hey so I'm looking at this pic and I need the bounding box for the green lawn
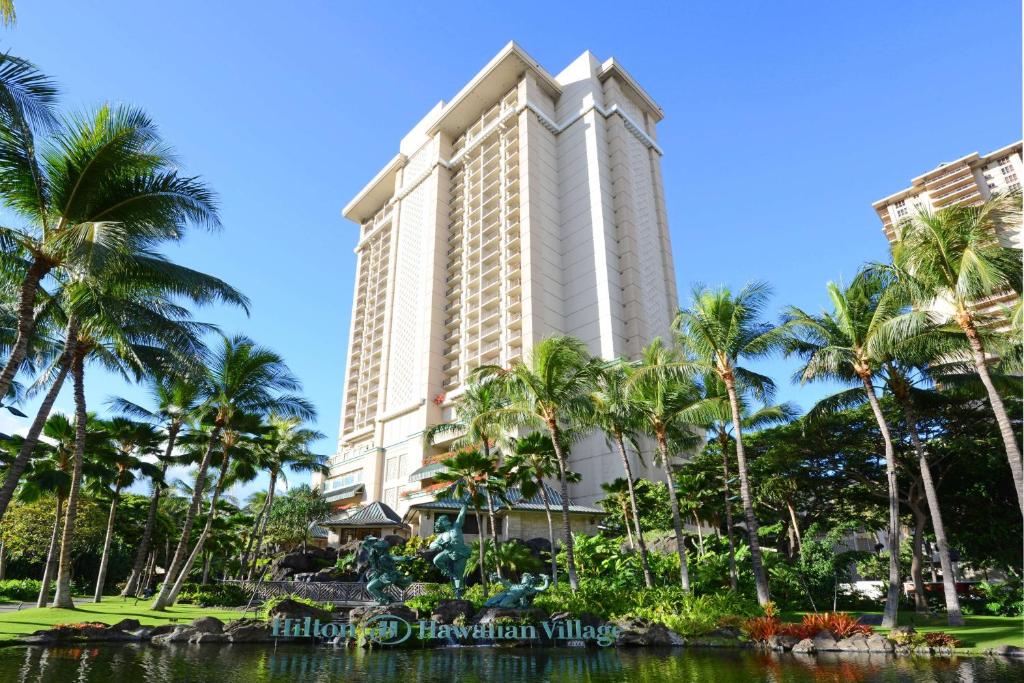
[0,597,243,639]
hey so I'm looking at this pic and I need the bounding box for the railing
[221,580,434,606]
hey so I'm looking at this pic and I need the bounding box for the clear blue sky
[3,1,1021,498]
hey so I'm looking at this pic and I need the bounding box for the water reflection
[0,644,1020,682]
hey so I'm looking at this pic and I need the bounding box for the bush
[972,579,1023,616]
[404,583,484,615]
[922,631,962,648]
[0,579,43,602]
[742,604,872,642]
[176,583,251,607]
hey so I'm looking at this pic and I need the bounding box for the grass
[780,610,1024,653]
[0,597,243,639]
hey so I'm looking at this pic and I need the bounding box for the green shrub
[0,579,43,602]
[176,583,251,607]
[404,583,483,614]
[973,579,1023,616]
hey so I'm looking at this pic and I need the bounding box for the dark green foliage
[176,582,250,607]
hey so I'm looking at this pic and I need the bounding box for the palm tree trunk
[53,345,87,609]
[0,257,50,406]
[166,453,230,606]
[859,375,901,629]
[484,490,502,580]
[785,500,802,559]
[656,431,690,591]
[201,552,212,585]
[901,399,964,625]
[152,420,224,610]
[546,419,578,590]
[0,320,76,524]
[613,433,653,588]
[537,478,558,585]
[93,475,123,602]
[909,499,929,615]
[718,431,738,591]
[473,508,488,597]
[247,470,277,580]
[36,494,63,607]
[622,501,636,550]
[959,316,1024,515]
[693,511,704,556]
[238,491,270,579]
[123,426,178,596]
[724,377,770,606]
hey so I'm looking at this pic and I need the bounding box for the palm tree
[502,433,578,584]
[673,282,785,607]
[435,448,497,596]
[151,335,314,610]
[474,335,598,591]
[242,415,325,580]
[590,359,654,588]
[629,339,701,591]
[885,194,1023,512]
[599,478,638,549]
[109,376,204,597]
[782,272,906,627]
[0,103,229,409]
[92,417,161,602]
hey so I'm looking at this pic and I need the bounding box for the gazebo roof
[323,501,405,528]
[406,484,604,516]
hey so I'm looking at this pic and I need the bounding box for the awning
[409,462,448,482]
[323,483,365,502]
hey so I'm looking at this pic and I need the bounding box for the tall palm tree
[92,417,161,602]
[589,359,654,588]
[242,415,325,580]
[782,272,906,627]
[0,104,229,408]
[109,376,204,596]
[435,448,498,596]
[152,335,314,610]
[629,339,701,591]
[673,282,785,607]
[885,194,1023,512]
[600,478,638,549]
[502,433,578,584]
[474,335,598,591]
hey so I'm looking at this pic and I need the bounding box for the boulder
[811,629,839,651]
[23,623,138,644]
[856,614,884,626]
[612,616,685,647]
[348,603,417,626]
[767,634,800,651]
[865,634,894,653]
[266,598,333,623]
[191,632,229,644]
[836,633,870,652]
[110,618,142,632]
[991,644,1024,658]
[431,599,475,625]
[151,625,198,644]
[224,618,276,643]
[148,624,178,638]
[473,607,547,626]
[792,638,816,654]
[190,616,224,634]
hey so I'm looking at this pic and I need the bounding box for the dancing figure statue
[429,503,471,598]
[484,572,551,608]
[361,536,413,605]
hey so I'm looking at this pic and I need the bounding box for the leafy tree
[267,485,330,553]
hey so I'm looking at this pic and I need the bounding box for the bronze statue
[429,503,471,598]
[484,572,550,608]
[361,535,413,605]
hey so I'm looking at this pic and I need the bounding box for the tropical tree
[474,335,599,591]
[152,335,313,610]
[266,484,330,554]
[435,448,497,596]
[782,272,906,627]
[885,194,1023,512]
[674,282,785,606]
[589,359,654,587]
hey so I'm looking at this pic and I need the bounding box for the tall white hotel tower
[323,43,679,527]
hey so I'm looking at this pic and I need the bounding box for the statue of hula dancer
[485,572,551,609]
[429,502,471,598]
[361,536,413,605]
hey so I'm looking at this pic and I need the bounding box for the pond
[0,644,1020,682]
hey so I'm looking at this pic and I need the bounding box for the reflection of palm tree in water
[430,504,471,598]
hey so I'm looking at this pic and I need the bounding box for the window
[385,457,398,481]
[327,470,362,491]
[999,156,1012,166]
[1006,174,1018,183]
[896,206,908,218]
[1009,182,1021,191]
[384,487,398,509]
[1002,165,1015,175]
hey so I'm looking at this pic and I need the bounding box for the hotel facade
[317,43,680,540]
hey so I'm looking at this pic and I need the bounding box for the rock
[148,624,178,638]
[865,634,894,653]
[836,633,870,652]
[224,618,276,643]
[549,611,603,631]
[792,638,816,654]
[151,625,198,644]
[767,634,800,651]
[812,629,839,651]
[703,626,743,640]
[992,644,1024,658]
[191,632,229,644]
[348,603,417,626]
[266,598,333,623]
[612,616,685,647]
[190,616,224,634]
[889,625,916,638]
[111,618,142,631]
[473,607,547,626]
[23,623,138,644]
[431,599,475,625]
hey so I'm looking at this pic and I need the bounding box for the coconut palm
[501,433,579,584]
[885,194,1023,512]
[91,417,162,601]
[629,338,702,591]
[435,448,498,596]
[152,335,314,610]
[473,335,599,591]
[673,282,785,606]
[109,376,205,596]
[0,103,233,410]
[782,272,907,627]
[599,478,638,549]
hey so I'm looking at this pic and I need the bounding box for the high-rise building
[871,141,1022,320]
[318,43,680,536]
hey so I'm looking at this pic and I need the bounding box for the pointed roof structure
[323,501,405,528]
